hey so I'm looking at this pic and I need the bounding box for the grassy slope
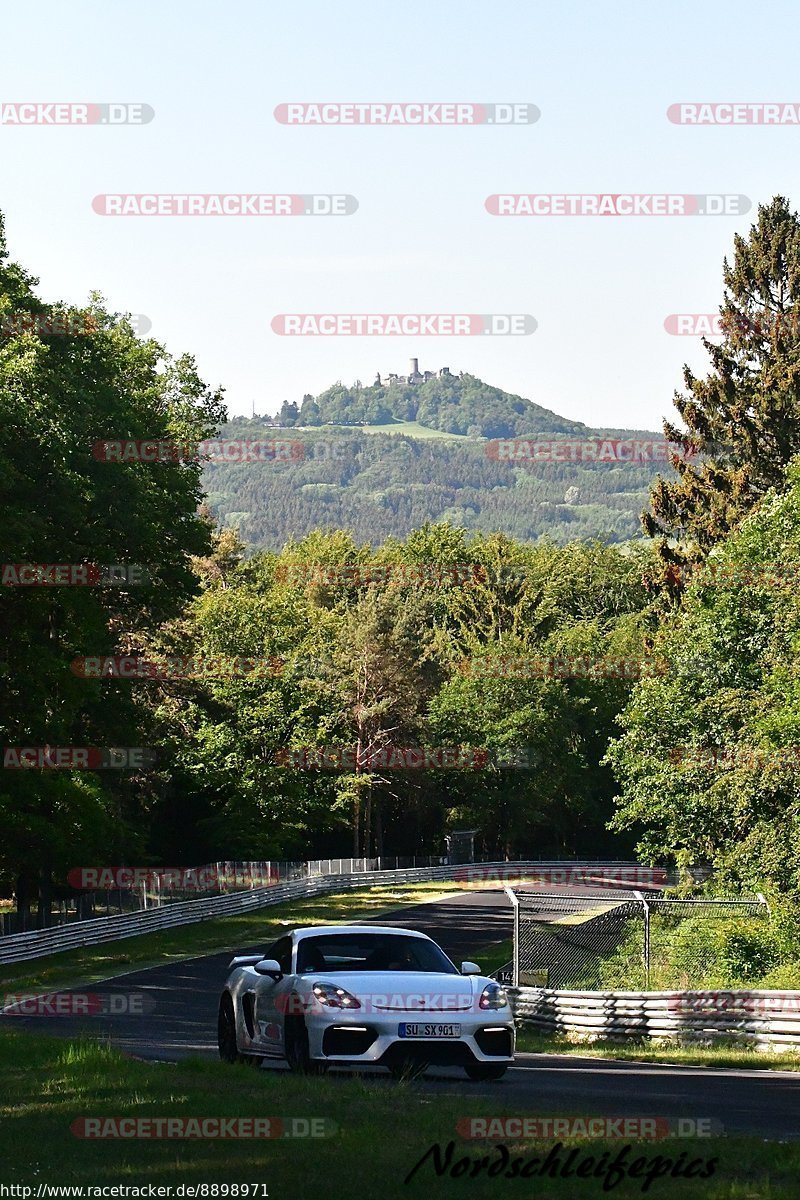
[313,421,471,440]
[1,1033,797,1196]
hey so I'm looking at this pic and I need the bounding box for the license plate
[398,1022,461,1038]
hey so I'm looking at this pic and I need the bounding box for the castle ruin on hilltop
[374,358,459,386]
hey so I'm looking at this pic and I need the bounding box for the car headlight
[311,982,362,1009]
[479,982,508,1010]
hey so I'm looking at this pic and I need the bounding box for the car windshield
[295,933,458,975]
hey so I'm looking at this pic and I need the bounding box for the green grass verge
[516,1026,800,1072]
[0,1032,796,1196]
[0,882,469,995]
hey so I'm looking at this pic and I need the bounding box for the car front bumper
[306,1010,515,1066]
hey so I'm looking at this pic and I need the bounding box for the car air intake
[322,1026,378,1056]
[474,1027,513,1056]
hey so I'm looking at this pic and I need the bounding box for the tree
[610,459,800,892]
[645,196,800,575]
[320,587,442,856]
[0,210,225,918]
[277,400,299,426]
[298,394,321,425]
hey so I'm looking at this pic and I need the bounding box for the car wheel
[285,1019,326,1075]
[217,994,241,1063]
[464,1062,508,1081]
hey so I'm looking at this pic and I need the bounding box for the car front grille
[379,1041,475,1068]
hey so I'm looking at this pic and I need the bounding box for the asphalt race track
[4,890,514,1061]
[6,887,800,1139]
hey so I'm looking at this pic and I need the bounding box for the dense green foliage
[646,196,800,574]
[609,462,800,891]
[143,527,651,864]
[0,214,224,909]
[597,906,800,991]
[282,372,588,438]
[204,421,667,549]
[9,195,800,931]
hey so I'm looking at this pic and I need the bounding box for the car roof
[292,925,431,940]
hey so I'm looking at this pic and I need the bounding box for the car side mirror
[254,958,283,979]
[461,961,481,975]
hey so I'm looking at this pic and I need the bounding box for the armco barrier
[510,987,800,1052]
[0,861,655,965]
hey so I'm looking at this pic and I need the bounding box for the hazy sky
[2,0,798,429]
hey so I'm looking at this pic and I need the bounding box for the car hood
[298,970,488,1013]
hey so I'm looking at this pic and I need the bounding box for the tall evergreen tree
[645,196,800,575]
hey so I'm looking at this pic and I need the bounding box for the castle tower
[409,357,419,377]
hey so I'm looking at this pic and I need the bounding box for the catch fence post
[634,890,650,989]
[505,885,520,987]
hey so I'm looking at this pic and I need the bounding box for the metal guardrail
[510,987,800,1052]
[0,860,649,966]
[1,855,650,935]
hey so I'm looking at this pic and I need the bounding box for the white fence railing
[0,860,651,966]
[510,987,800,1052]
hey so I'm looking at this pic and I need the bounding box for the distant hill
[277,371,589,439]
[204,372,670,549]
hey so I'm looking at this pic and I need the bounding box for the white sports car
[217,924,514,1079]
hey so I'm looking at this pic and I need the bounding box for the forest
[3,197,800,915]
[203,420,666,548]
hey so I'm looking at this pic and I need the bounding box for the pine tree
[644,196,800,576]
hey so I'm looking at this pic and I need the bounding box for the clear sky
[2,0,798,429]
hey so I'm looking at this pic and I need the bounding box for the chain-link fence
[501,889,770,990]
